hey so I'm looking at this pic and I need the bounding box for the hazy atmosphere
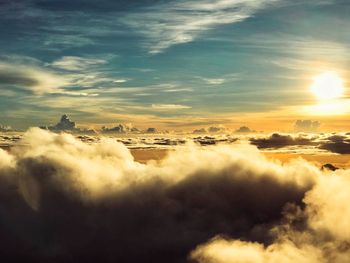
[1,0,350,262]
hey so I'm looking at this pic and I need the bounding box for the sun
[310,71,344,101]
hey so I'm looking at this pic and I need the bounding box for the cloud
[113,79,128,83]
[47,114,77,131]
[0,57,123,97]
[145,127,157,133]
[0,128,320,262]
[191,168,350,263]
[102,123,139,133]
[151,104,192,110]
[193,128,207,134]
[201,78,226,85]
[193,126,228,134]
[316,134,350,154]
[320,141,350,154]
[122,0,278,54]
[208,126,227,133]
[44,34,95,48]
[0,125,13,132]
[250,133,315,149]
[235,126,254,133]
[51,56,107,71]
[294,120,320,133]
[0,62,69,95]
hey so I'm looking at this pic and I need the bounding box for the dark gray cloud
[319,134,350,154]
[320,142,350,154]
[146,127,157,133]
[48,114,77,131]
[250,133,314,149]
[0,70,38,87]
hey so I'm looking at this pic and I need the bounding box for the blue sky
[0,0,349,130]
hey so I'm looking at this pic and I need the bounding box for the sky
[0,0,349,130]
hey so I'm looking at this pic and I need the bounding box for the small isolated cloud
[102,123,139,133]
[47,114,77,131]
[208,126,227,133]
[193,128,207,134]
[202,78,226,85]
[294,120,320,132]
[146,127,157,133]
[193,126,227,134]
[151,104,192,110]
[0,125,13,132]
[113,79,128,83]
[235,126,254,133]
[51,56,107,71]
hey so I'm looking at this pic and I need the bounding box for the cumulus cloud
[191,169,350,263]
[49,114,77,131]
[294,120,320,133]
[41,115,96,134]
[236,126,254,133]
[207,125,228,133]
[101,123,139,133]
[0,128,321,262]
[193,126,227,134]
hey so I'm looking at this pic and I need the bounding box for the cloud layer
[0,128,321,262]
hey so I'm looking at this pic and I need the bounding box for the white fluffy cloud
[2,128,350,262]
[191,166,350,263]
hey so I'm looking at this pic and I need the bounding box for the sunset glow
[311,71,344,101]
[1,1,350,262]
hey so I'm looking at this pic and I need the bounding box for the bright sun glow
[310,71,344,101]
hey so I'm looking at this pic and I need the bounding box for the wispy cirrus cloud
[51,56,107,71]
[0,62,69,95]
[123,0,279,54]
[0,56,125,96]
[151,104,192,110]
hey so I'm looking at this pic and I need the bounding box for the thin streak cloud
[152,104,192,110]
[123,0,279,54]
